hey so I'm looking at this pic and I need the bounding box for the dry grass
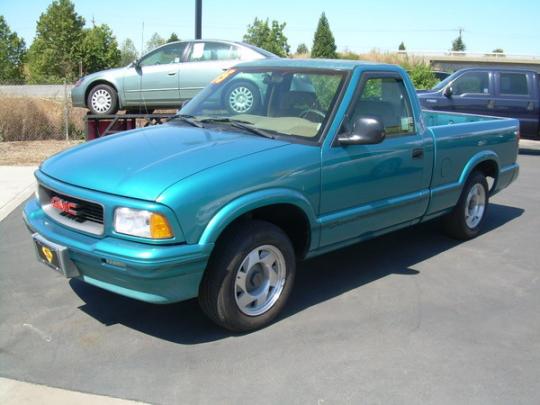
[0,140,82,165]
[0,97,86,142]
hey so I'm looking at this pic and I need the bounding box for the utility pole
[141,21,144,56]
[195,0,202,39]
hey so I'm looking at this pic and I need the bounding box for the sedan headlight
[114,208,173,239]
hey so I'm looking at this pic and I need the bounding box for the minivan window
[500,73,529,96]
[453,72,490,95]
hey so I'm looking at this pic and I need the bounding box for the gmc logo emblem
[50,196,78,216]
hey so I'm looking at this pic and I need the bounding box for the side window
[349,76,415,136]
[500,73,529,96]
[188,42,234,62]
[139,43,186,67]
[453,72,490,95]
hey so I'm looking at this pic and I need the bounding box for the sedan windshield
[179,68,347,140]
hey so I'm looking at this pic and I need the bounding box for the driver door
[320,72,433,247]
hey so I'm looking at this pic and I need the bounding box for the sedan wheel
[87,84,118,115]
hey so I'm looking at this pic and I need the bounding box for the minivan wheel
[87,84,118,115]
[442,171,489,240]
[224,81,260,115]
[199,220,296,332]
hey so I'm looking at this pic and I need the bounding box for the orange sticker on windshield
[212,69,236,84]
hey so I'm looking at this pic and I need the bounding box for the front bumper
[23,198,213,304]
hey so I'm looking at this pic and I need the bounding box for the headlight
[114,208,173,239]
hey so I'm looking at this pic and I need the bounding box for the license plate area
[32,233,80,278]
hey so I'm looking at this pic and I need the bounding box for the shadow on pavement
[71,203,523,345]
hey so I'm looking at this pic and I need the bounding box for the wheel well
[473,160,498,189]
[218,204,311,259]
[85,80,118,105]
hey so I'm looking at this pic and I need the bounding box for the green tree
[296,43,309,54]
[492,48,504,55]
[26,0,85,83]
[145,32,165,53]
[80,24,120,74]
[406,63,438,90]
[119,38,138,66]
[398,41,406,51]
[167,32,180,43]
[451,35,466,52]
[0,16,26,84]
[243,18,290,57]
[311,12,337,59]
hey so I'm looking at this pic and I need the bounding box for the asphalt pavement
[1,154,539,404]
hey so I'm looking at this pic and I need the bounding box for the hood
[41,124,289,201]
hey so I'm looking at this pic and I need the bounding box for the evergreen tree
[119,38,138,66]
[311,13,337,59]
[398,41,406,51]
[167,33,180,43]
[145,33,166,53]
[80,24,120,74]
[27,0,85,83]
[243,18,290,57]
[452,35,466,52]
[296,43,309,54]
[0,16,26,83]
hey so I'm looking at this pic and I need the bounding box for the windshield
[180,68,347,141]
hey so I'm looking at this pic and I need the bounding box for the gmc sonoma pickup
[24,59,520,332]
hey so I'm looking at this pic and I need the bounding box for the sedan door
[178,41,242,99]
[137,42,187,107]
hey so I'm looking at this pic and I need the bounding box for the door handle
[168,71,177,76]
[527,102,534,111]
[487,100,495,109]
[412,148,424,159]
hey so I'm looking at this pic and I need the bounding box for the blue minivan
[418,68,540,137]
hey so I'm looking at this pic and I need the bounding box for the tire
[442,171,489,240]
[199,220,296,332]
[87,84,118,115]
[224,80,260,115]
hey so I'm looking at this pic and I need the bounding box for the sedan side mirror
[443,86,453,97]
[338,117,386,146]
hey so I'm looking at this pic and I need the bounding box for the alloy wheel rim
[234,245,286,316]
[91,89,113,113]
[465,183,486,228]
[229,87,254,113]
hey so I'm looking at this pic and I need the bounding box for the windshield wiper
[199,118,275,139]
[169,114,204,128]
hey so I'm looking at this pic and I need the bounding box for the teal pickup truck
[24,59,519,332]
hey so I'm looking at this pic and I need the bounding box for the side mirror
[443,86,453,97]
[338,117,385,146]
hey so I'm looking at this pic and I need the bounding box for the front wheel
[199,220,296,332]
[442,171,489,240]
[87,84,118,115]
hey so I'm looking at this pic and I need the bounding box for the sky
[1,0,539,56]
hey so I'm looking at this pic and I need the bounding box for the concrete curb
[0,166,37,222]
[519,138,540,155]
[0,377,146,405]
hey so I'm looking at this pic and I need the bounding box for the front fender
[198,188,319,250]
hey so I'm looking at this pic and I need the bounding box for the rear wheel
[224,81,260,115]
[199,220,296,332]
[87,84,118,115]
[442,171,489,240]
